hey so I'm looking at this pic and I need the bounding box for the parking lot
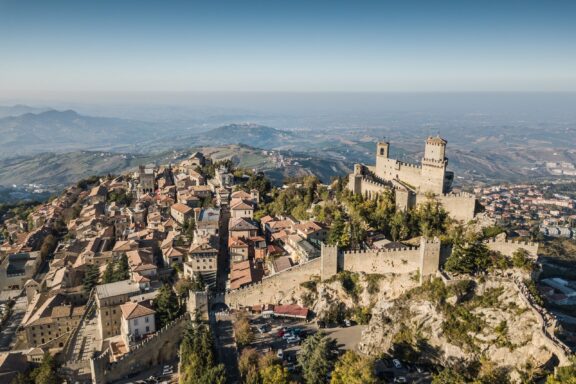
[246,314,435,383]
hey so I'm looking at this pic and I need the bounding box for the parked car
[286,335,301,344]
[394,377,407,383]
[277,349,284,360]
[282,332,295,340]
[343,319,352,327]
[392,359,402,369]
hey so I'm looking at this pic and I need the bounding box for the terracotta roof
[229,237,249,248]
[171,203,192,214]
[231,190,252,199]
[230,199,255,210]
[273,304,308,319]
[295,221,324,234]
[229,260,256,290]
[229,217,259,231]
[120,302,155,320]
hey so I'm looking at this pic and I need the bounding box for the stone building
[119,302,156,350]
[348,137,477,222]
[95,280,142,339]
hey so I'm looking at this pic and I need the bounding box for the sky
[0,0,576,95]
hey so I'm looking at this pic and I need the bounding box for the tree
[102,261,115,284]
[331,351,376,384]
[260,364,289,384]
[180,321,226,384]
[546,357,576,384]
[298,332,337,384]
[30,353,59,384]
[233,313,254,349]
[432,368,467,384]
[238,348,260,384]
[83,264,100,294]
[153,284,182,328]
[113,253,130,281]
[10,373,31,384]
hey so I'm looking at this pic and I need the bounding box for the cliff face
[358,277,556,379]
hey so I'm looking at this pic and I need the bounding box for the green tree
[83,264,100,294]
[330,351,376,384]
[298,332,337,384]
[30,353,59,384]
[179,321,226,384]
[153,284,182,328]
[113,253,130,281]
[432,368,467,384]
[260,364,289,384]
[102,261,115,284]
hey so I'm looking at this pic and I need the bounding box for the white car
[286,335,301,344]
[392,359,402,369]
[277,349,284,359]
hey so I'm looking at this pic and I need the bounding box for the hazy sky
[1,0,575,95]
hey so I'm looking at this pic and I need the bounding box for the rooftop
[95,279,141,300]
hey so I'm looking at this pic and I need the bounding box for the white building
[119,302,156,349]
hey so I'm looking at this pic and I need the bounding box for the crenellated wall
[225,258,322,308]
[342,247,420,275]
[416,192,477,222]
[90,313,190,384]
[484,236,539,258]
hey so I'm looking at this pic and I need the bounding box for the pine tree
[83,264,100,294]
[113,254,130,281]
[102,261,115,284]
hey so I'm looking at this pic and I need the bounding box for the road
[0,293,27,351]
[213,311,240,384]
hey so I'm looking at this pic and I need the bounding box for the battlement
[397,160,422,170]
[483,237,537,248]
[343,245,417,256]
[230,257,321,293]
[441,192,475,199]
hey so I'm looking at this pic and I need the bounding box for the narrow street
[0,293,27,351]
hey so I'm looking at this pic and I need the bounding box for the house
[170,203,193,225]
[294,221,328,246]
[194,207,220,238]
[95,280,142,339]
[229,260,262,290]
[230,199,255,219]
[229,237,250,264]
[184,236,219,286]
[126,249,157,278]
[88,185,107,204]
[120,302,156,349]
[229,218,259,239]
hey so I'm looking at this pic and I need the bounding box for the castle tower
[419,236,441,283]
[420,136,448,194]
[375,141,390,177]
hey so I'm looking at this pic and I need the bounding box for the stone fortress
[349,136,477,222]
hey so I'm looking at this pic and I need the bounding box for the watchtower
[421,136,448,194]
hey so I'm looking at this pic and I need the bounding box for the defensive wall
[484,236,539,258]
[224,258,322,308]
[90,313,190,384]
[349,173,476,222]
[417,192,477,222]
[224,238,443,309]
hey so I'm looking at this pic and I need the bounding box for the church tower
[421,136,448,194]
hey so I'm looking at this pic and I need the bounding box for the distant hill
[0,145,351,188]
[196,123,294,149]
[0,109,167,158]
[0,104,51,118]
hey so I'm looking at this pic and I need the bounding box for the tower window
[380,148,385,156]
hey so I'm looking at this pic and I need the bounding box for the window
[145,316,149,323]
[134,318,139,326]
[146,326,150,333]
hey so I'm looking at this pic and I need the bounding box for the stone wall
[484,236,539,258]
[416,192,477,222]
[90,313,190,384]
[225,258,322,308]
[342,247,420,275]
